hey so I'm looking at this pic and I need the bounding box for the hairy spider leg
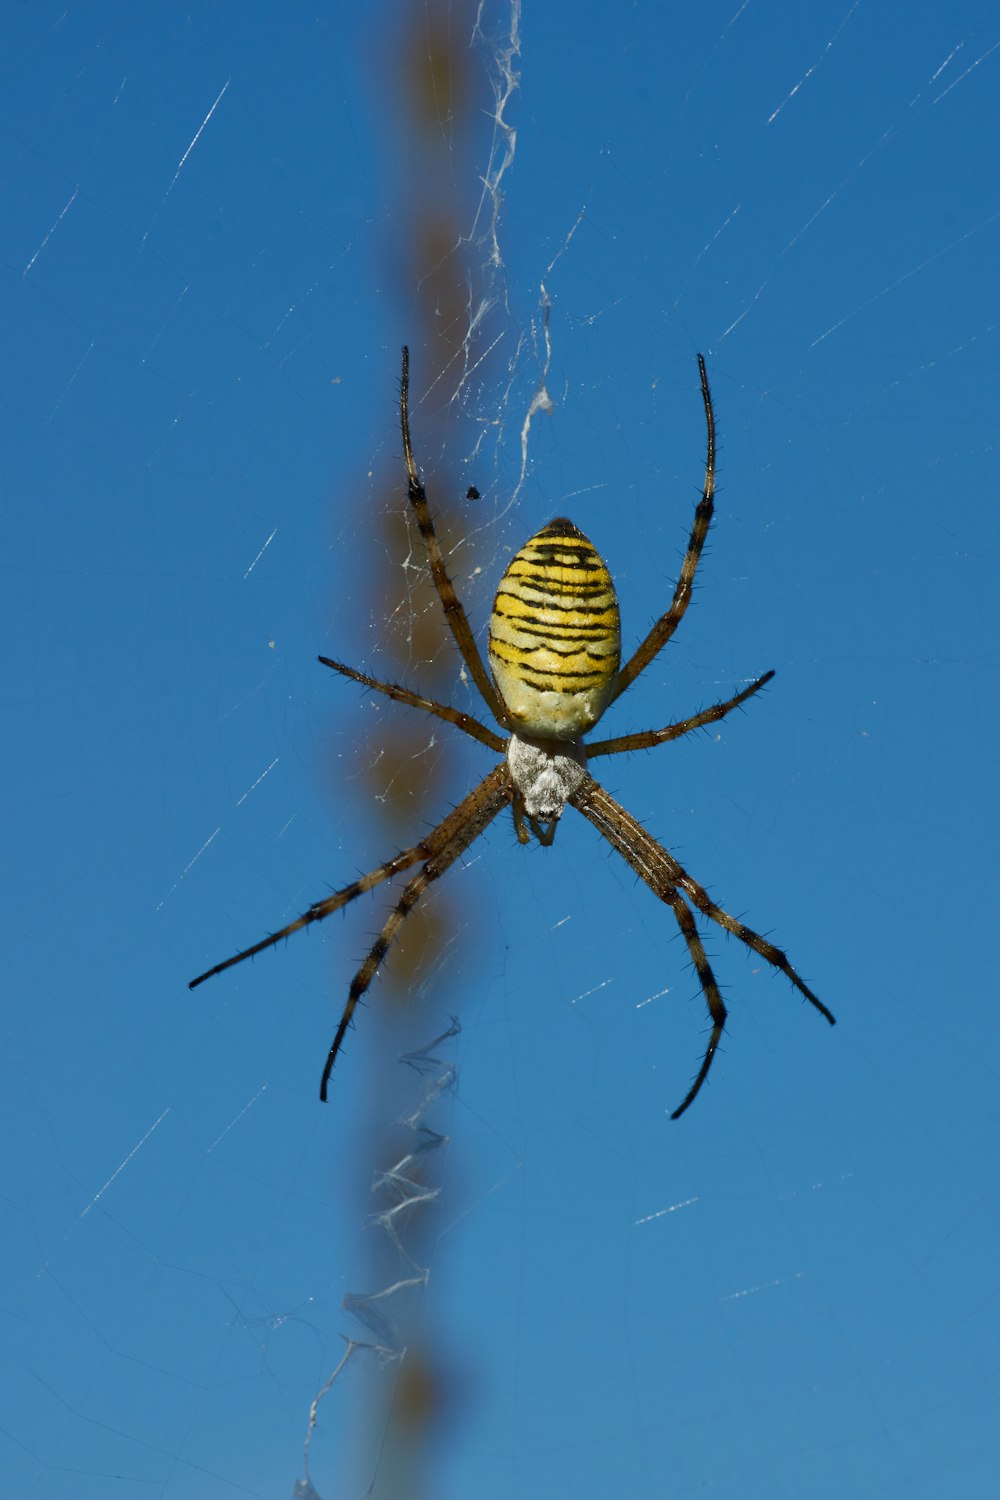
[400,346,508,728]
[188,764,511,994]
[189,848,429,989]
[570,778,834,1117]
[319,762,511,1098]
[318,655,505,752]
[662,889,729,1119]
[587,671,774,758]
[609,354,716,707]
[661,857,835,1027]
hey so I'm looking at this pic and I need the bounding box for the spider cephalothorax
[191,349,834,1117]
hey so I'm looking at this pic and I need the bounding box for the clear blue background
[3,3,998,1497]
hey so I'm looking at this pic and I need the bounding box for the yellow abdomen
[488,518,621,740]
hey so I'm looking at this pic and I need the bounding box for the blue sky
[3,3,998,1497]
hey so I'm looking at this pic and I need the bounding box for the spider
[191,348,835,1118]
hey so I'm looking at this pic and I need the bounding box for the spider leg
[609,355,715,707]
[318,656,506,752]
[570,776,834,1115]
[587,671,774,758]
[400,347,509,729]
[663,888,728,1119]
[568,775,727,1116]
[189,763,510,993]
[320,761,512,1098]
[661,857,835,1027]
[189,850,427,989]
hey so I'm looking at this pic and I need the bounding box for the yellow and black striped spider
[191,349,834,1118]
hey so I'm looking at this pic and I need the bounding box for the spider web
[3,2,999,1497]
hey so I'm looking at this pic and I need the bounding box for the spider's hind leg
[399,348,507,728]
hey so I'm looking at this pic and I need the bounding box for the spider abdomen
[488,518,621,739]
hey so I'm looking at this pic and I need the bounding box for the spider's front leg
[319,761,512,1098]
[570,775,834,1117]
